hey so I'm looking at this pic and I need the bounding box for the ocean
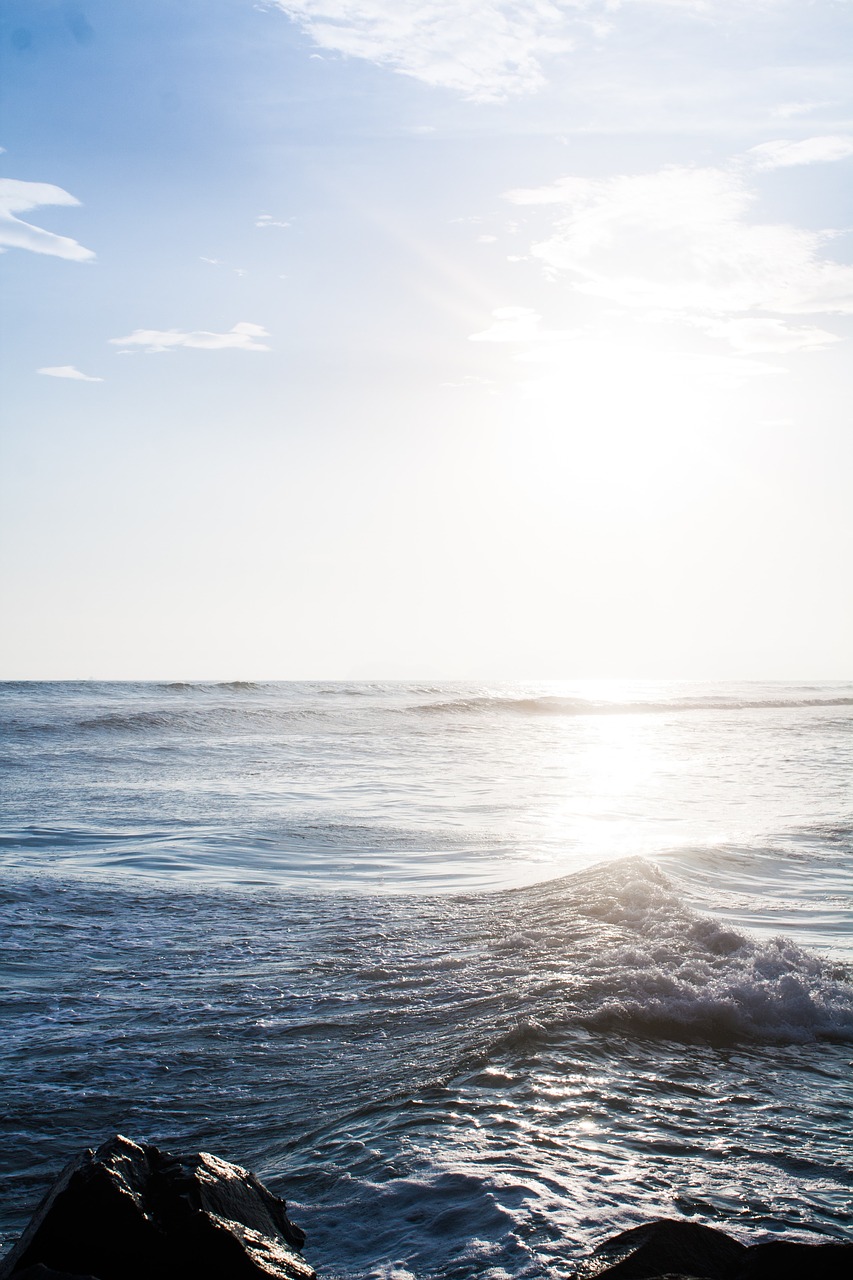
[1,680,851,1276]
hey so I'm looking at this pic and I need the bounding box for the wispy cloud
[0,179,95,261]
[469,306,544,343]
[271,1,571,100]
[696,318,841,355]
[108,322,271,354]
[469,306,579,345]
[770,100,833,120]
[200,255,248,277]
[270,2,788,101]
[256,213,291,228]
[505,163,853,354]
[38,365,103,382]
[747,136,853,170]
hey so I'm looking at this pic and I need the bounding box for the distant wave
[2,709,184,735]
[412,694,853,717]
[160,680,263,692]
[77,710,180,731]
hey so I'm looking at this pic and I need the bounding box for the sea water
[1,681,851,1276]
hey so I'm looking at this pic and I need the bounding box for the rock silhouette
[0,1134,313,1280]
[576,1218,747,1278]
[575,1217,853,1280]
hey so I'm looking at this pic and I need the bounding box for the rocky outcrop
[3,1140,850,1280]
[734,1238,853,1279]
[576,1219,747,1278]
[10,1270,99,1280]
[575,1218,853,1280]
[0,1134,314,1280]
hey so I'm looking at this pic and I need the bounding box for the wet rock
[575,1219,853,1280]
[576,1219,748,1279]
[11,1270,99,1280]
[0,1134,314,1280]
[734,1239,853,1279]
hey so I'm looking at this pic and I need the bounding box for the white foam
[509,858,853,1044]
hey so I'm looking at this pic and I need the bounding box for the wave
[578,932,852,1045]
[2,709,185,735]
[412,693,853,717]
[480,859,853,1048]
[159,680,264,692]
[77,710,181,731]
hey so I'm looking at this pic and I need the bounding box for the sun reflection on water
[522,686,683,872]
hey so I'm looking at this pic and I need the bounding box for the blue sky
[2,1,852,678]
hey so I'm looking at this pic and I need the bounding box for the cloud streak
[108,322,271,354]
[747,136,853,170]
[256,213,291,228]
[0,179,95,261]
[38,365,104,382]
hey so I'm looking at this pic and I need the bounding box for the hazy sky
[2,0,852,679]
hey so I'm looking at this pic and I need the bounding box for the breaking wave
[160,680,264,692]
[481,859,853,1048]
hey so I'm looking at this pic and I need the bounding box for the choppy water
[1,681,852,1275]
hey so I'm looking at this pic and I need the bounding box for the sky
[1,0,852,680]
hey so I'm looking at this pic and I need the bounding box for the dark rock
[575,1220,853,1280]
[734,1239,853,1280]
[0,1134,314,1280]
[12,1269,99,1280]
[575,1219,748,1279]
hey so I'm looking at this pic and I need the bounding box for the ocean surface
[1,680,852,1276]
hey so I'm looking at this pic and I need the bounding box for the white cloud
[256,213,291,228]
[108,322,271,354]
[271,1,572,100]
[469,305,580,345]
[38,365,103,382]
[199,255,248,275]
[747,136,853,170]
[695,318,841,355]
[270,2,788,100]
[0,178,95,261]
[506,165,853,329]
[770,100,832,120]
[469,306,544,342]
